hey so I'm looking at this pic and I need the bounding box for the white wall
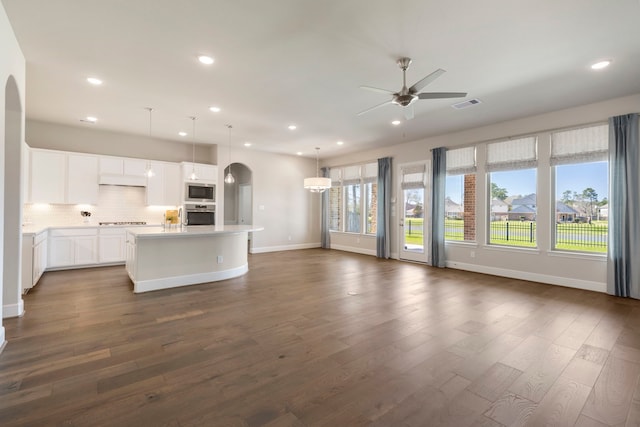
[1,1,27,343]
[324,93,640,292]
[26,119,215,164]
[217,145,320,253]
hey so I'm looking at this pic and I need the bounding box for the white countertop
[22,223,161,236]
[126,224,264,238]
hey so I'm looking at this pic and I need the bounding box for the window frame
[329,162,378,236]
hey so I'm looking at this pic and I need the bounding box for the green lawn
[403,218,608,253]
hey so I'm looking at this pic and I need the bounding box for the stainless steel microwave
[185,183,215,203]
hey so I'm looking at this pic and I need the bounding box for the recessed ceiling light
[591,60,611,70]
[209,106,221,113]
[296,152,303,156]
[178,131,187,137]
[87,77,102,85]
[288,124,297,130]
[198,55,214,65]
[85,116,97,123]
[244,142,252,147]
[336,141,344,145]
[391,120,401,126]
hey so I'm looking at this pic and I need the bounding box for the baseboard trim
[251,243,320,254]
[133,264,249,293]
[330,244,377,257]
[445,260,606,293]
[46,261,125,272]
[2,300,25,318]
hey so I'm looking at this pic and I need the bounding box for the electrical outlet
[217,255,223,264]
[288,235,292,241]
[470,251,476,258]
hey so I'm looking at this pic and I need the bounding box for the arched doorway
[3,76,24,319]
[223,163,253,248]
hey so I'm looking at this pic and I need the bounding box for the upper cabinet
[67,153,99,204]
[99,156,147,186]
[29,149,99,204]
[146,161,181,206]
[30,150,66,203]
[181,162,217,183]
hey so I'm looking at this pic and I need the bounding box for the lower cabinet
[98,228,126,263]
[48,228,98,268]
[21,230,48,293]
[125,231,136,281]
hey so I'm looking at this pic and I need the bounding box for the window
[329,169,342,231]
[486,137,538,248]
[329,162,378,235]
[551,124,608,253]
[446,146,476,241]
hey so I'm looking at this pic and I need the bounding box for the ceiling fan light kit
[358,57,467,120]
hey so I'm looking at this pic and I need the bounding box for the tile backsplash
[23,185,178,227]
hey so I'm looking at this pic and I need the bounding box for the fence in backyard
[443,220,608,251]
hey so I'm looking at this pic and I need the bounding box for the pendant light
[144,107,155,177]
[304,147,331,193]
[224,124,235,185]
[189,116,197,181]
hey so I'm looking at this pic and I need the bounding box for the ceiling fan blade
[418,92,468,100]
[409,68,446,93]
[359,85,395,95]
[357,99,393,116]
[403,105,415,120]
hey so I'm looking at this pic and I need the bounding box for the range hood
[99,173,147,187]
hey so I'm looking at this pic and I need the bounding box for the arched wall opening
[3,75,24,319]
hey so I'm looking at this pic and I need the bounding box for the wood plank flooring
[1,249,640,426]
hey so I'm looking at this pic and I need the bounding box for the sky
[445,161,608,204]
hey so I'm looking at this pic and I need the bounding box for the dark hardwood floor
[1,249,640,426]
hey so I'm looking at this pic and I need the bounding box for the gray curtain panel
[607,113,640,298]
[431,147,446,267]
[320,167,330,249]
[376,157,391,258]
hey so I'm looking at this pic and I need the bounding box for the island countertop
[126,224,264,239]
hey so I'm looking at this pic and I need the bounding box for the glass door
[399,162,430,263]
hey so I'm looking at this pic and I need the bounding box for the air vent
[451,98,482,110]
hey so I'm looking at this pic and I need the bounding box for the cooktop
[98,221,147,226]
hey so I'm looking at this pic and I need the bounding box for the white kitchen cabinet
[164,163,181,205]
[21,230,47,293]
[147,161,181,206]
[182,162,217,183]
[100,156,147,176]
[67,153,99,204]
[48,228,98,268]
[30,149,66,203]
[125,231,137,281]
[99,227,126,263]
[34,234,47,286]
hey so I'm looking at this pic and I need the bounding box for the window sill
[329,231,376,238]
[445,241,478,248]
[547,250,607,262]
[482,245,540,255]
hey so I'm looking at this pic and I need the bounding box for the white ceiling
[3,0,640,158]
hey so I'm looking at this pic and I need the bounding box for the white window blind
[329,168,342,185]
[486,137,537,171]
[446,146,476,175]
[342,165,361,185]
[362,162,378,184]
[550,124,608,165]
[401,164,425,189]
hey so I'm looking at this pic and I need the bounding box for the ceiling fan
[358,57,467,120]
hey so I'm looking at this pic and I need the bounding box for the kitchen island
[125,225,263,293]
